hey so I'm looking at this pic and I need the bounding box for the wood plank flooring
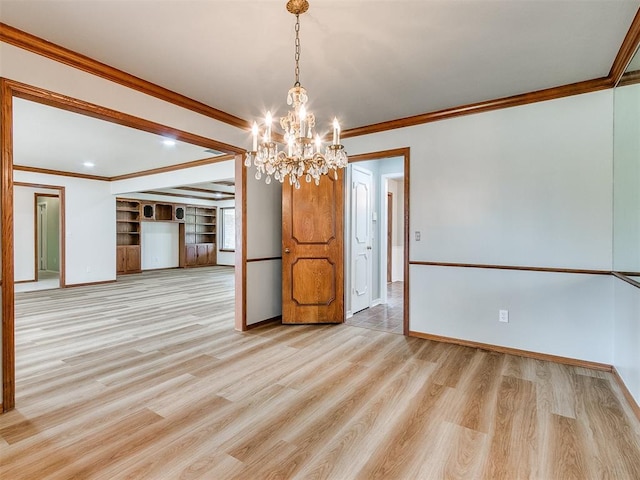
[1,266,640,479]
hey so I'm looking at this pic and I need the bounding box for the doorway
[345,155,406,335]
[15,186,65,293]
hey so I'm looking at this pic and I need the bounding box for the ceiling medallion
[244,0,347,188]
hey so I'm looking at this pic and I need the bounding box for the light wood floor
[2,266,640,479]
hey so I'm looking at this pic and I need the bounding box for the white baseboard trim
[371,298,383,307]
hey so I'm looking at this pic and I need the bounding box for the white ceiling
[3,1,640,181]
[2,0,639,134]
[13,98,223,177]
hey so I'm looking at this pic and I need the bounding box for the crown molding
[13,165,109,181]
[109,154,235,181]
[342,78,611,138]
[610,7,640,85]
[0,22,250,131]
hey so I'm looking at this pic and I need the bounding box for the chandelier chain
[294,14,301,86]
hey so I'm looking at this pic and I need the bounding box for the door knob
[284,248,290,253]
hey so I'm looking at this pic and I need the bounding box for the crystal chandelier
[244,0,348,188]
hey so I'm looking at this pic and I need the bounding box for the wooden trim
[612,367,640,422]
[612,272,640,289]
[109,154,236,181]
[235,154,247,332]
[343,78,610,138]
[347,148,410,163]
[410,261,611,276]
[3,79,244,155]
[0,23,249,131]
[1,78,16,412]
[403,150,410,336]
[64,279,116,288]
[180,186,235,196]
[618,69,640,87]
[409,331,613,372]
[15,156,238,183]
[617,270,640,277]
[348,147,411,336]
[246,257,282,263]
[33,193,38,281]
[610,8,640,86]
[3,80,236,412]
[14,164,108,181]
[139,191,225,202]
[245,316,282,330]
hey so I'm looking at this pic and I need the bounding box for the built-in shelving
[116,199,142,274]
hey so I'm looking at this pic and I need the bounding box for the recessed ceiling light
[163,139,176,147]
[83,161,95,168]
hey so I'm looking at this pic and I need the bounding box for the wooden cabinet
[184,243,216,267]
[117,245,141,274]
[116,199,142,274]
[184,206,217,267]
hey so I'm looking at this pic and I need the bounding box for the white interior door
[351,166,372,314]
[38,202,47,271]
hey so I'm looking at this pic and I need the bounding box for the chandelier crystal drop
[244,0,348,189]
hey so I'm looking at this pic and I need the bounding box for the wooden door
[282,171,344,324]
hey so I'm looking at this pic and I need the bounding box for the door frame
[33,191,64,284]
[348,148,410,335]
[1,78,245,412]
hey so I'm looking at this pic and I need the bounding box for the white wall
[344,90,614,364]
[141,222,179,270]
[246,178,282,325]
[14,172,115,285]
[614,278,640,404]
[388,177,404,282]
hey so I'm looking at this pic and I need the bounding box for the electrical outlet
[499,309,509,323]
[415,231,421,241]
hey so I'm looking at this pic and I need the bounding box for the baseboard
[371,298,382,307]
[409,331,613,372]
[346,310,353,319]
[246,316,281,330]
[65,280,117,288]
[612,367,640,422]
[15,279,36,284]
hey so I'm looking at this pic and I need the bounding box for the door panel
[351,167,372,314]
[282,171,344,324]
